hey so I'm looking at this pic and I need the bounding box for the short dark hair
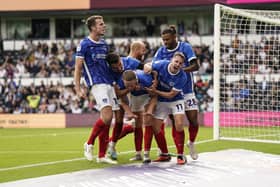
[85,15,103,31]
[106,53,120,66]
[122,70,136,81]
[161,25,177,35]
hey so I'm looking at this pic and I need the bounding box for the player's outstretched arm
[119,95,137,120]
[113,84,130,98]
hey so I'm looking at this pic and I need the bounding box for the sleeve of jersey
[132,59,141,69]
[184,43,196,62]
[151,61,162,72]
[75,41,86,59]
[152,49,162,63]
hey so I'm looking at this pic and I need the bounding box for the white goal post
[213,4,280,143]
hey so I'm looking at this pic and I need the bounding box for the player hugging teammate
[75,14,199,165]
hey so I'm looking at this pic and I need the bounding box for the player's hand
[126,112,138,120]
[144,63,152,74]
[151,79,158,89]
[75,87,86,99]
[145,86,157,96]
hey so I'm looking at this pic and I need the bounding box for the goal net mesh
[217,5,280,143]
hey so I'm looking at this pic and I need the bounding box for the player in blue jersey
[145,52,188,164]
[153,25,200,160]
[118,69,158,163]
[74,15,120,164]
[104,48,144,161]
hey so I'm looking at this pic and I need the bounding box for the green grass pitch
[0,127,279,183]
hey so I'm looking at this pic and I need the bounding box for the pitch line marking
[0,139,216,172]
[0,132,88,138]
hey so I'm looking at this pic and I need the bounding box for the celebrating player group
[74,15,200,165]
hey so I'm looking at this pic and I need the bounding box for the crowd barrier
[204,112,280,127]
[0,112,205,128]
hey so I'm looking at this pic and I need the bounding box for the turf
[0,127,279,183]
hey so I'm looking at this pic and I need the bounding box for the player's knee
[100,107,113,125]
[189,118,198,126]
[175,123,184,131]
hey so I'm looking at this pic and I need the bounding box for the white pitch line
[0,151,81,154]
[0,132,88,138]
[0,139,216,172]
[0,158,86,172]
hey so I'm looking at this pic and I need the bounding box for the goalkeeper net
[213,4,280,143]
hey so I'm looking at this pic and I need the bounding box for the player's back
[131,70,153,96]
[110,56,140,84]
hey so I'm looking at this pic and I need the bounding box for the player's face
[161,33,176,49]
[110,60,123,73]
[92,18,106,36]
[124,80,138,91]
[170,55,184,73]
[137,44,146,61]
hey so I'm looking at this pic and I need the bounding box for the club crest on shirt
[169,82,175,87]
[102,98,108,103]
[91,54,96,60]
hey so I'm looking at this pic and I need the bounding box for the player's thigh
[153,102,170,121]
[91,84,119,124]
[170,100,185,116]
[184,93,198,111]
[91,84,118,111]
[130,94,150,113]
[185,110,198,126]
[114,107,125,124]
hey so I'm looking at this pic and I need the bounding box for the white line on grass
[0,151,81,154]
[0,132,88,138]
[0,139,216,172]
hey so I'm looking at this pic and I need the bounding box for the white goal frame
[213,4,280,144]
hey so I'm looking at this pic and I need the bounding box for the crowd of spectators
[0,37,214,114]
[220,35,280,111]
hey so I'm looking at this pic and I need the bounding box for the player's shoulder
[76,38,90,53]
[123,56,140,67]
[152,59,169,71]
[180,41,193,49]
[79,37,91,45]
[99,38,107,45]
[135,69,152,81]
[129,57,140,64]
[154,59,169,64]
[156,46,166,53]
